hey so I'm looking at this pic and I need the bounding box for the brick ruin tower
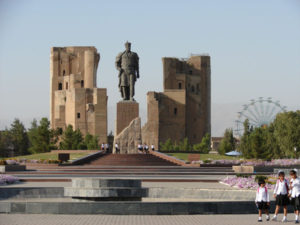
[142,55,211,148]
[50,47,107,144]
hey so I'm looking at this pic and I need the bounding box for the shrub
[255,175,267,182]
[160,139,173,151]
[192,133,211,153]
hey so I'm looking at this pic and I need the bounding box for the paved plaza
[0,214,296,225]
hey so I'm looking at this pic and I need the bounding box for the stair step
[85,153,179,166]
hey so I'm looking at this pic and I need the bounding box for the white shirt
[255,187,270,202]
[274,179,289,195]
[115,144,118,148]
[290,177,300,198]
[151,145,155,149]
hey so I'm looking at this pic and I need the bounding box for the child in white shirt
[272,171,289,222]
[289,169,300,223]
[255,179,270,222]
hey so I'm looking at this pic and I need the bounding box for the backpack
[276,179,289,193]
[257,186,268,197]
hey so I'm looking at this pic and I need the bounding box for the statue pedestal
[115,101,139,136]
[114,101,140,154]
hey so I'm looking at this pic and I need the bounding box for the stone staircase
[87,153,181,166]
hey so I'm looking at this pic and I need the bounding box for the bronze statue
[115,41,139,101]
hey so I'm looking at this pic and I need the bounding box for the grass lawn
[4,152,92,161]
[167,153,242,161]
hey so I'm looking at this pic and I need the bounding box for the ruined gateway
[49,46,210,150]
[50,47,108,144]
[142,55,211,149]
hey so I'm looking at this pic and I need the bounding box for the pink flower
[0,175,19,185]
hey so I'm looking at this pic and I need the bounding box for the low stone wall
[0,201,295,214]
[150,151,187,166]
[25,163,59,168]
[232,166,274,173]
[0,187,64,199]
[0,165,26,173]
[148,187,256,200]
[51,150,99,154]
[200,164,233,168]
[232,166,254,173]
[0,186,257,201]
[70,151,105,165]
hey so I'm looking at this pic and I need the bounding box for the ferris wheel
[234,97,287,137]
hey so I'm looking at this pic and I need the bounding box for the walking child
[289,169,300,223]
[138,144,143,153]
[151,144,155,151]
[144,144,149,154]
[255,178,270,222]
[115,143,120,154]
[272,171,289,222]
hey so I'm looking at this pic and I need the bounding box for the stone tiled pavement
[0,214,297,225]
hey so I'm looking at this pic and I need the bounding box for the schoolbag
[257,186,268,194]
[276,179,289,192]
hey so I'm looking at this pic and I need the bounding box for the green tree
[28,118,59,153]
[72,129,83,149]
[50,127,62,150]
[84,133,99,150]
[239,119,252,158]
[249,128,265,159]
[173,141,180,151]
[9,119,29,156]
[238,111,300,159]
[160,138,173,151]
[273,111,300,158]
[60,125,84,150]
[0,130,13,157]
[218,128,235,155]
[60,125,75,149]
[28,118,53,153]
[27,119,38,153]
[180,138,191,151]
[193,133,211,153]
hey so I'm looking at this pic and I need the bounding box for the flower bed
[192,159,243,165]
[220,175,275,190]
[241,159,300,167]
[0,174,19,185]
[1,158,61,165]
[191,158,300,167]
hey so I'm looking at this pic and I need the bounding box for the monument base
[113,117,142,154]
[116,101,139,136]
[114,100,141,154]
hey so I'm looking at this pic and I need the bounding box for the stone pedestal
[64,178,148,201]
[113,117,142,154]
[116,101,139,136]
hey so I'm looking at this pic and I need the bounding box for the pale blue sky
[0,0,299,135]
